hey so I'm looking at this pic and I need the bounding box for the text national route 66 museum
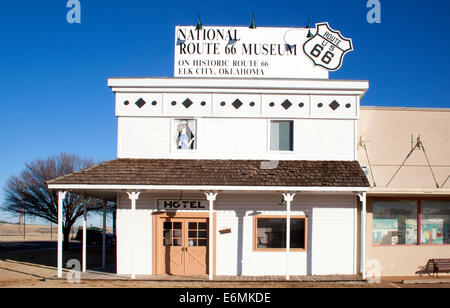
[47,22,450,279]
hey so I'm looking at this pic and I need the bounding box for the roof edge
[45,158,120,185]
[48,184,370,192]
[361,106,450,112]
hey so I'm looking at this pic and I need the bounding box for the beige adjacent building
[358,106,450,276]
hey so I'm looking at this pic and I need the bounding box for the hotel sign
[174,26,329,79]
[158,200,209,210]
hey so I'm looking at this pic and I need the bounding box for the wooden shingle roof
[47,159,370,188]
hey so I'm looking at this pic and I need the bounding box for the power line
[442,174,450,188]
[420,141,440,188]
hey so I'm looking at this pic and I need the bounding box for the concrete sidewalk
[403,278,450,284]
[380,275,450,285]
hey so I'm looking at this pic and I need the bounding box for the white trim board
[48,184,369,193]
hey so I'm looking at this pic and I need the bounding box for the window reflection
[421,201,450,245]
[372,201,417,245]
[256,218,306,249]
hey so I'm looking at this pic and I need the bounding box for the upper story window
[175,119,196,150]
[270,120,293,152]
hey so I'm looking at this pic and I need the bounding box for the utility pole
[23,213,26,239]
[19,208,23,234]
[113,209,116,238]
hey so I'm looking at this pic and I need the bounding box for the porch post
[205,192,218,281]
[127,191,141,279]
[283,193,295,281]
[57,191,67,278]
[102,200,107,269]
[82,202,87,273]
[358,192,367,279]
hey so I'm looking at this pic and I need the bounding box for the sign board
[174,26,329,79]
[303,22,353,71]
[157,199,208,210]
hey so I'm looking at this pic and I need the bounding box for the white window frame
[253,215,308,252]
[170,118,200,153]
[267,119,296,154]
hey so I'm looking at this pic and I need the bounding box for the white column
[102,200,107,269]
[57,191,67,278]
[283,193,295,281]
[82,202,87,273]
[127,191,141,279]
[205,192,218,281]
[358,192,367,279]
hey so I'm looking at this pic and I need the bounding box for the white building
[48,25,373,279]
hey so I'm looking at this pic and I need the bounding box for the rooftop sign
[174,26,329,79]
[174,24,353,79]
[303,22,353,71]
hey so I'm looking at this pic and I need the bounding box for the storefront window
[421,201,450,245]
[255,217,306,250]
[372,200,417,245]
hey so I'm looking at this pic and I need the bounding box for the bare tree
[2,153,104,249]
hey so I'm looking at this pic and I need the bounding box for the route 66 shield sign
[303,22,353,71]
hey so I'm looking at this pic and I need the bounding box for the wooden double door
[158,217,209,276]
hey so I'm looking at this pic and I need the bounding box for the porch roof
[47,159,369,190]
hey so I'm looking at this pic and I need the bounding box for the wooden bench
[433,259,450,277]
[418,259,450,277]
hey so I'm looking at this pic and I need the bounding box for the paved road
[0,241,82,252]
[0,241,57,252]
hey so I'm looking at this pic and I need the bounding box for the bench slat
[431,259,450,275]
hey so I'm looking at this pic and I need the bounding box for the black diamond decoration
[135,98,146,108]
[182,98,194,109]
[329,100,340,111]
[281,99,292,110]
[232,99,243,109]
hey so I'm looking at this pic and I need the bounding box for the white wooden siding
[116,208,153,275]
[115,192,357,276]
[117,117,170,159]
[310,200,357,275]
[117,117,356,161]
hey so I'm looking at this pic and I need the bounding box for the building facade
[47,25,449,279]
[358,107,450,276]
[48,78,371,278]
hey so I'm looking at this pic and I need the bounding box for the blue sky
[0,0,449,224]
